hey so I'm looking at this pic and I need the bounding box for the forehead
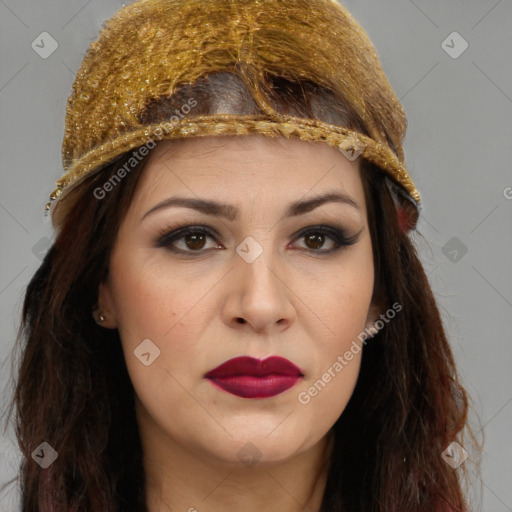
[130,134,367,218]
[145,134,362,180]
[149,134,294,159]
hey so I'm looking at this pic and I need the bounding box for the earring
[93,309,106,325]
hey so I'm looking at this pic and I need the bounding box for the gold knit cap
[47,0,421,230]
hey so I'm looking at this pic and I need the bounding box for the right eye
[156,225,223,253]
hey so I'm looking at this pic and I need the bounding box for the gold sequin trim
[47,114,420,216]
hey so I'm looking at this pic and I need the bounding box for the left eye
[292,225,359,253]
[295,229,340,251]
[156,225,359,254]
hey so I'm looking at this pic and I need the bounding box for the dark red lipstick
[205,356,304,399]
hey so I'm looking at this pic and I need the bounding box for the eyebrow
[141,191,361,223]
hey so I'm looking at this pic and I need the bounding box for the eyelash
[155,223,360,255]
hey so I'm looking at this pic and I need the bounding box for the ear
[95,274,119,329]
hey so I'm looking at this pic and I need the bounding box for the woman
[5,0,480,510]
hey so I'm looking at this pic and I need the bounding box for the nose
[221,248,297,334]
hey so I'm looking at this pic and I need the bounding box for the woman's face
[98,135,377,466]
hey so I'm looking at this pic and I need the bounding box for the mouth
[204,356,304,399]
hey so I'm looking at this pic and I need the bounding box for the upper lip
[205,356,304,378]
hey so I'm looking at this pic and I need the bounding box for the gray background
[1,0,511,510]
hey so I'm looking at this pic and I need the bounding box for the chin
[197,427,312,467]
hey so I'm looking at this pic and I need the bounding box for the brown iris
[304,233,324,250]
[185,233,207,250]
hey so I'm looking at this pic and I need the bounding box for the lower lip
[206,375,302,398]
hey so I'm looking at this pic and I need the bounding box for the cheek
[110,249,208,341]
[298,352,362,427]
[296,281,369,429]
[303,240,375,338]
[296,242,373,415]
[107,252,210,390]
[109,254,209,416]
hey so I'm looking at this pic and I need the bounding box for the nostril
[236,318,245,324]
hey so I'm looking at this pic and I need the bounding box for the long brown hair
[4,71,482,511]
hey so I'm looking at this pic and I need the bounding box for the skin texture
[97,135,379,512]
